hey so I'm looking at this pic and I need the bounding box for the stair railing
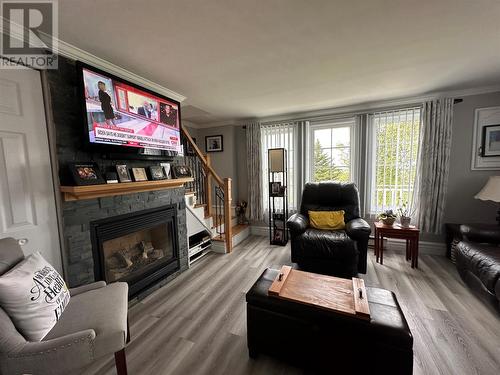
[181,127,233,252]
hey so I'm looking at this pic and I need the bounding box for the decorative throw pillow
[308,210,346,230]
[0,251,70,341]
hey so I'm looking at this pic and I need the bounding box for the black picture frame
[149,165,166,180]
[115,164,132,183]
[172,165,192,178]
[481,124,500,157]
[205,135,223,152]
[269,181,282,197]
[131,167,148,182]
[68,162,105,186]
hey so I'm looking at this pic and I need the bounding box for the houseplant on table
[397,203,414,228]
[377,210,397,226]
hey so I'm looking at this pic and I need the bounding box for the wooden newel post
[205,154,213,217]
[224,177,233,253]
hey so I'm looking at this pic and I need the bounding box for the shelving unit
[188,231,212,266]
[268,148,288,246]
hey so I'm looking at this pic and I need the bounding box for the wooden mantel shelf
[60,178,194,201]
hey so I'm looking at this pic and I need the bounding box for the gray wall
[195,125,242,203]
[444,92,500,224]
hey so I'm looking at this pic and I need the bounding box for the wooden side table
[374,222,420,268]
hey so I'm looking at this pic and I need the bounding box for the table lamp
[474,176,500,225]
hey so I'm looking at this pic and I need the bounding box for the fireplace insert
[90,205,180,297]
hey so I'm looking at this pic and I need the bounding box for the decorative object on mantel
[106,172,119,184]
[471,106,500,170]
[377,210,396,226]
[172,165,192,178]
[116,164,132,182]
[59,177,194,201]
[149,165,166,180]
[205,134,223,152]
[131,167,148,181]
[68,162,105,185]
[474,176,500,225]
[160,162,172,179]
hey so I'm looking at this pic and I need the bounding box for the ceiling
[58,0,500,124]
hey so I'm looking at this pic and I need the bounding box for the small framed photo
[482,124,500,157]
[131,167,148,182]
[172,165,192,178]
[160,162,171,179]
[269,181,282,196]
[68,162,105,186]
[273,229,284,243]
[149,165,166,180]
[116,164,132,183]
[205,135,223,152]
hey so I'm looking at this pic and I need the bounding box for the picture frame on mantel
[471,106,500,170]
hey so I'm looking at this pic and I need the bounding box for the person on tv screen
[137,101,154,118]
[160,103,177,127]
[97,81,115,125]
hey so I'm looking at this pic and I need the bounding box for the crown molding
[196,84,500,128]
[1,18,186,102]
[56,39,186,103]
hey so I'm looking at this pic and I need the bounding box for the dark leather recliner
[286,182,371,278]
[455,224,500,311]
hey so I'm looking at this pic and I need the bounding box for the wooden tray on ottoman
[268,266,370,320]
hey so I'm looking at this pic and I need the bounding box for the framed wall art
[471,106,500,170]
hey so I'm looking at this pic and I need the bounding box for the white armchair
[0,237,130,375]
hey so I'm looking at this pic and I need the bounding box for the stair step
[185,190,195,195]
[212,224,250,242]
[194,203,207,208]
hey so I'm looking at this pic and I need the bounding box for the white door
[0,67,61,272]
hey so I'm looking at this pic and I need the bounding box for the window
[261,123,298,213]
[367,108,421,214]
[309,118,357,184]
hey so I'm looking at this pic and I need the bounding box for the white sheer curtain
[261,122,299,218]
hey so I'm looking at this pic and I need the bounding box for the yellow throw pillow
[308,210,346,230]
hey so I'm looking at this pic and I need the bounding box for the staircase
[181,127,250,263]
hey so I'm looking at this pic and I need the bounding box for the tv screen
[79,64,181,154]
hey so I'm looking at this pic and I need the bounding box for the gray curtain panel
[414,98,454,234]
[246,122,263,221]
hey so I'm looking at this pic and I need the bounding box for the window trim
[364,107,422,216]
[307,117,359,187]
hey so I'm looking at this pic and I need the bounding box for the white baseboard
[251,226,446,256]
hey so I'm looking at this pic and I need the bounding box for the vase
[400,216,411,228]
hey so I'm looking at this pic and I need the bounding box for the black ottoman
[246,268,413,374]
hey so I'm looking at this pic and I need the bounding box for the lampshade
[475,176,500,202]
[269,148,285,172]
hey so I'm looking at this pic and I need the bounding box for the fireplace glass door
[102,223,174,283]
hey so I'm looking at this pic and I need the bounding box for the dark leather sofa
[287,182,371,278]
[246,268,414,374]
[455,224,500,311]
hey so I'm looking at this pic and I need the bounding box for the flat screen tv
[77,62,181,159]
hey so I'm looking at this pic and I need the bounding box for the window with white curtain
[367,107,421,214]
[261,122,298,214]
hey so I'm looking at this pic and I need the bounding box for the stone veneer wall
[46,56,188,293]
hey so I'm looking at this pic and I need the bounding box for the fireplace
[90,205,180,297]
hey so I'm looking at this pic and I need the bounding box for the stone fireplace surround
[46,55,188,298]
[62,190,188,294]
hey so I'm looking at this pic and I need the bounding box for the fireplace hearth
[90,205,180,297]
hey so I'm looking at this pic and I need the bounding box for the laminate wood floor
[82,236,500,375]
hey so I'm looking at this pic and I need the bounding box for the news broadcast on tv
[82,67,181,152]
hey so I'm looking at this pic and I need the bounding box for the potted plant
[377,210,397,226]
[397,203,414,228]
